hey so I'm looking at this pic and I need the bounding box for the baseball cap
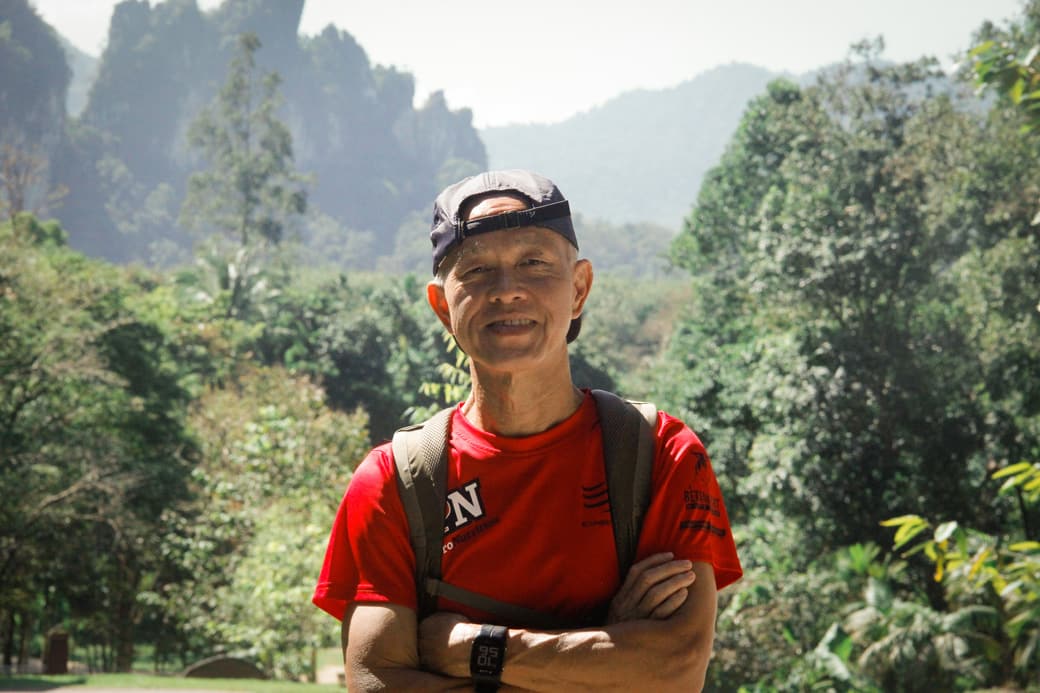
[429,169,583,342]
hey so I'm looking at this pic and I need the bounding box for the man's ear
[571,258,593,319]
[427,281,453,331]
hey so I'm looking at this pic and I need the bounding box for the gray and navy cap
[430,169,583,342]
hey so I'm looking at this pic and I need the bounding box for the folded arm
[343,555,716,692]
[341,602,470,692]
[421,557,718,692]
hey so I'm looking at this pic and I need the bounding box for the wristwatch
[470,623,508,692]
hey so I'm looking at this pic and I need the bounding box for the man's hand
[606,552,696,624]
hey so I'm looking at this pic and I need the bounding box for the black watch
[470,623,507,692]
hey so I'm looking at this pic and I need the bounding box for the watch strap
[470,623,507,692]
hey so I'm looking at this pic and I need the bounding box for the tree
[970,0,1040,224]
[0,214,196,671]
[662,43,1028,553]
[151,366,369,678]
[179,32,307,318]
[882,462,1040,686]
[0,141,67,222]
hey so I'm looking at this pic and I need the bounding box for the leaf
[968,41,995,58]
[1000,476,1022,495]
[902,541,931,558]
[880,514,924,526]
[969,547,991,579]
[934,521,958,542]
[893,518,929,549]
[1009,541,1040,552]
[992,461,1033,479]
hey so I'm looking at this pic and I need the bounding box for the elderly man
[314,170,742,691]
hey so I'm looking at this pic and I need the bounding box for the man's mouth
[488,318,535,328]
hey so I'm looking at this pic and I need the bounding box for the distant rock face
[0,0,69,151]
[27,0,485,263]
[482,63,782,229]
[58,36,98,118]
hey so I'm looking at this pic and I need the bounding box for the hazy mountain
[0,0,485,264]
[0,0,68,150]
[482,63,783,230]
[58,35,97,117]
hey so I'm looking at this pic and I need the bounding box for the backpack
[391,389,657,628]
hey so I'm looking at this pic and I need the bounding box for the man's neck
[462,361,583,437]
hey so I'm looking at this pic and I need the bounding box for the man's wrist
[470,623,507,692]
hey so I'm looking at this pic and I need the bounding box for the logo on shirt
[444,479,486,534]
[581,482,611,527]
[684,487,721,516]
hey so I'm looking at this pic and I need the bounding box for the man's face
[427,195,592,375]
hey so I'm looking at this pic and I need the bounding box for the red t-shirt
[313,391,742,624]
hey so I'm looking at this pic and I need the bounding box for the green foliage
[410,330,471,422]
[970,1,1040,225]
[247,272,444,442]
[0,216,196,671]
[994,460,1040,503]
[1,210,66,245]
[710,534,876,691]
[150,366,368,678]
[178,32,307,321]
[882,462,1040,685]
[180,33,307,249]
[971,40,1040,134]
[656,21,1040,687]
[661,41,1040,552]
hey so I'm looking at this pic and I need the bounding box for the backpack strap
[393,408,569,628]
[425,580,571,630]
[392,407,453,621]
[591,389,658,582]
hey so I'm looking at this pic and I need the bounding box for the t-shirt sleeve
[636,412,743,590]
[312,444,418,621]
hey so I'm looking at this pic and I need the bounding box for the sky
[31,0,1027,128]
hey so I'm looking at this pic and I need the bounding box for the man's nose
[489,268,526,302]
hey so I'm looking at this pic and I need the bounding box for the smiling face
[427,195,592,377]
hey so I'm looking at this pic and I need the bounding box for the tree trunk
[16,611,30,672]
[2,610,13,669]
[114,590,135,672]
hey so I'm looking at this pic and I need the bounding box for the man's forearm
[468,614,710,692]
[343,603,473,693]
[348,663,471,692]
[511,620,711,691]
[421,562,718,692]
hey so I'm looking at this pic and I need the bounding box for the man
[314,170,742,691]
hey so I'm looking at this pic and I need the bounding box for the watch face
[475,641,503,672]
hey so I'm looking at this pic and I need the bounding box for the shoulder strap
[590,389,658,582]
[392,407,453,621]
[393,408,570,627]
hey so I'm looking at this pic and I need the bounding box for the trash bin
[43,628,68,675]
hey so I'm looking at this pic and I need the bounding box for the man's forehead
[462,193,530,221]
[450,225,569,260]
